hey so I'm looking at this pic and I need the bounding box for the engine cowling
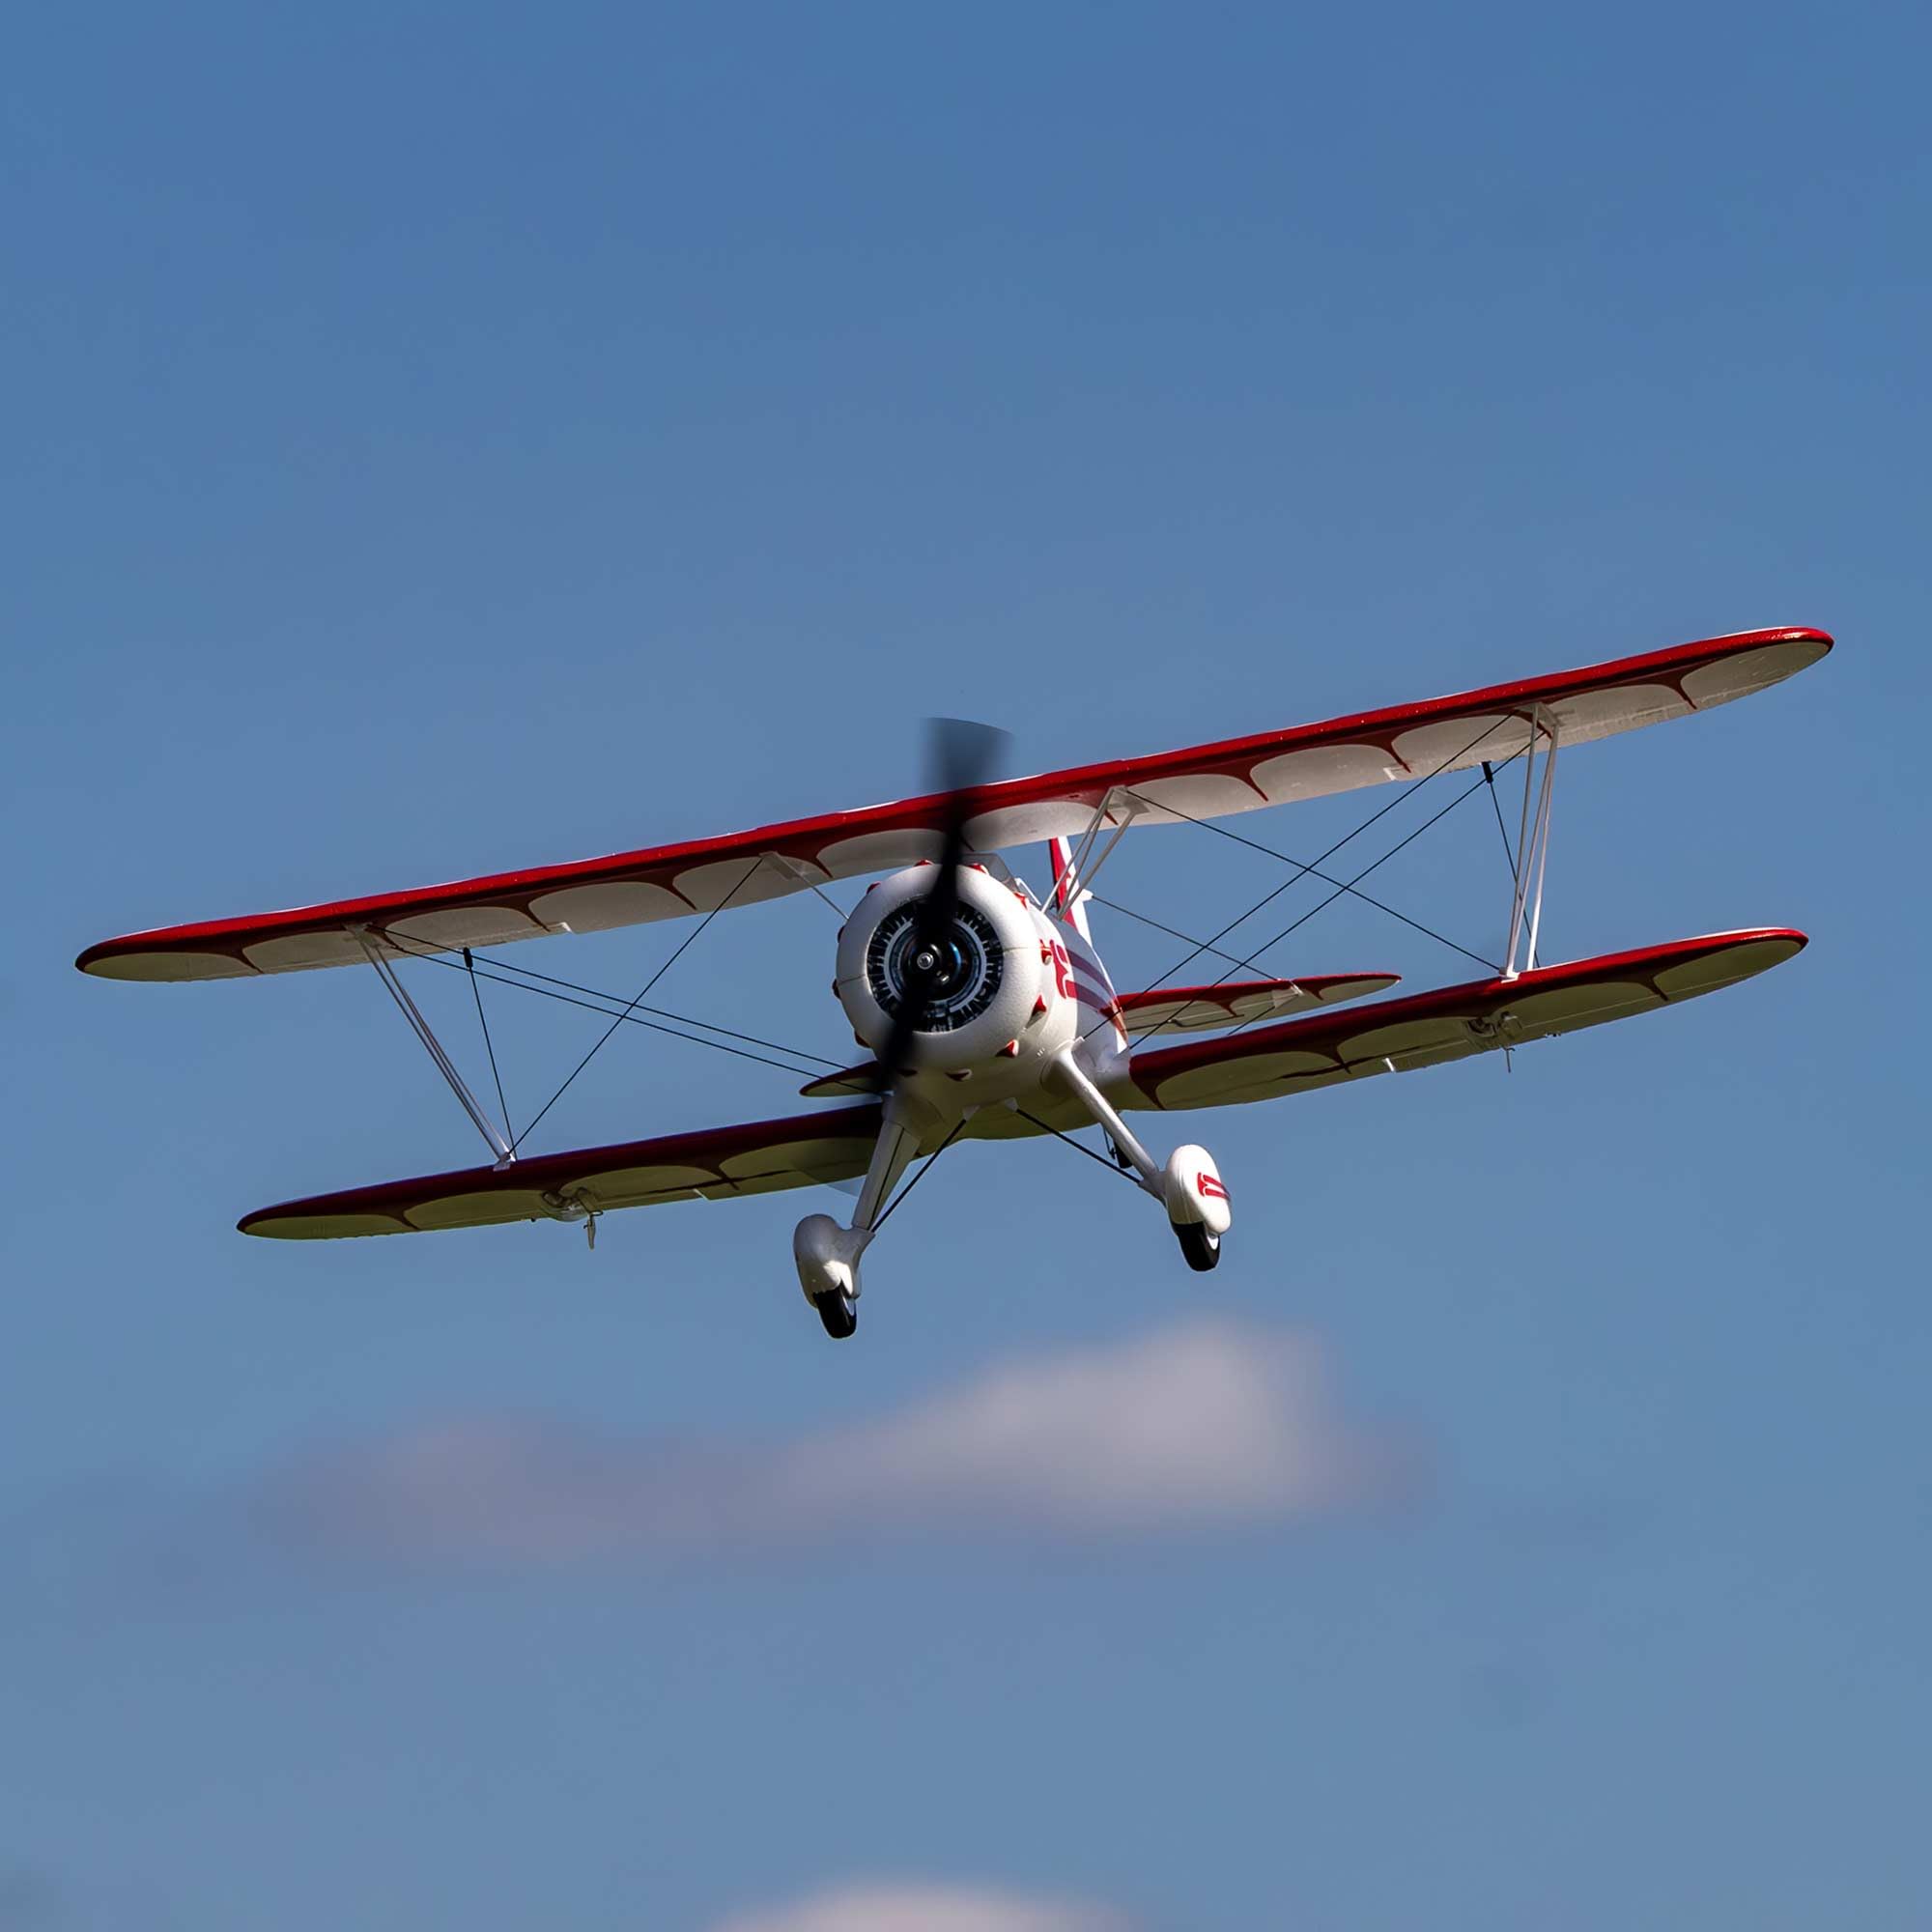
[835,865,1053,1077]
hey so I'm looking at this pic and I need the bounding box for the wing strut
[1053,789,1145,912]
[1502,708,1557,980]
[351,926,516,1166]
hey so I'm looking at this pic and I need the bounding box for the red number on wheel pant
[1197,1173,1229,1201]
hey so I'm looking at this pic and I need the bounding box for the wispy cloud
[262,1319,1406,1568]
[705,1881,1130,1932]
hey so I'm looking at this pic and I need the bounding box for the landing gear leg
[1050,1051,1234,1273]
[792,1102,921,1340]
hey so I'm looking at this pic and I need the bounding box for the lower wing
[240,1107,885,1239]
[1122,929,1804,1111]
[240,930,1802,1239]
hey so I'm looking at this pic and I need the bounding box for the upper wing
[79,627,1829,982]
[1113,973,1400,1037]
[240,1106,884,1239]
[1122,929,1805,1111]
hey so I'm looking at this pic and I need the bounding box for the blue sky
[5,4,1928,1927]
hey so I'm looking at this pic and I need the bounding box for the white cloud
[266,1319,1403,1567]
[705,1881,1129,1932]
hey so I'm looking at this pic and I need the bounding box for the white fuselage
[794,855,1230,1312]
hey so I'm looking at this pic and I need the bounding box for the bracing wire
[1109,786,1504,973]
[383,928,844,1071]
[1079,722,1522,1054]
[1085,895,1265,973]
[463,947,515,1145]
[1203,765,1509,1047]
[395,947,835,1084]
[869,1117,969,1232]
[365,723,1534,1145]
[515,853,781,1150]
[1009,1107,1143,1184]
[1482,758,1520,884]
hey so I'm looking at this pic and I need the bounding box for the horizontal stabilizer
[1112,973,1400,1037]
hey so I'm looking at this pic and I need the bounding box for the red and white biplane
[78,626,1830,1338]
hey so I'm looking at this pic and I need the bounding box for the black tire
[814,1291,859,1339]
[1176,1221,1221,1272]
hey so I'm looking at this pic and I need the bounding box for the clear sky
[5,5,1928,1928]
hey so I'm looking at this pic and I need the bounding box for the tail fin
[1046,835,1093,941]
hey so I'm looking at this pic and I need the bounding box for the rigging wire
[462,946,515,1146]
[867,1102,1136,1245]
[867,1097,1144,1241]
[1106,746,1531,1059]
[1009,1106,1143,1184]
[513,860,773,1151]
[361,723,1537,1147]
[1081,716,1517,1043]
[1482,759,1520,885]
[1203,766,1511,1048]
[869,1116,969,1232]
[381,927,845,1069]
[1111,782,1505,972]
[386,944,836,1084]
[1077,720,1520,1053]
[1084,895,1266,973]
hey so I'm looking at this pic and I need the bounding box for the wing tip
[237,1207,410,1239]
[75,934,257,981]
[1298,971,1403,1000]
[1716,923,1807,951]
[1776,625,1834,668]
[238,1205,314,1239]
[1716,624,1832,655]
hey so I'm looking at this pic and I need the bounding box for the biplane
[77,626,1830,1338]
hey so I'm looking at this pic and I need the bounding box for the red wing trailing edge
[77,627,1829,982]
